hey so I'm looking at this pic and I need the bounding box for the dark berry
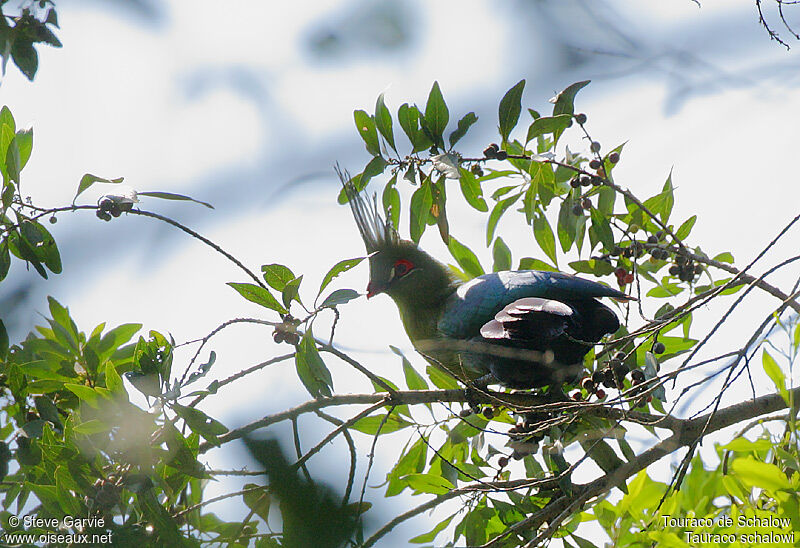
[572,204,584,216]
[613,362,630,379]
[459,408,473,418]
[590,141,601,153]
[49,216,57,224]
[608,152,620,164]
[595,388,606,399]
[591,176,603,186]
[647,235,658,244]
[669,265,680,276]
[581,378,595,392]
[498,456,509,467]
[611,246,622,257]
[614,352,626,361]
[623,273,635,284]
[589,159,602,170]
[694,264,703,275]
[652,341,666,354]
[575,113,587,124]
[571,391,583,401]
[656,230,665,240]
[591,370,604,384]
[631,369,645,382]
[580,175,592,187]
[614,267,627,278]
[482,407,494,419]
[496,150,508,160]
[570,177,581,188]
[483,144,500,158]
[582,197,592,210]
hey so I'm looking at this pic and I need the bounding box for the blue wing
[438,270,630,339]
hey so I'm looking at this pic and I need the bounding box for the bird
[340,171,634,390]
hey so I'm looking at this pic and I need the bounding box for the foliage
[2,64,800,548]
[0,1,61,81]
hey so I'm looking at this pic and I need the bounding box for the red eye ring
[393,259,414,277]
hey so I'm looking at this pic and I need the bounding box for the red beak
[366,281,384,299]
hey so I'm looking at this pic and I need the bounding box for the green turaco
[341,172,633,389]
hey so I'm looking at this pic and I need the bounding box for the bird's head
[338,167,456,307]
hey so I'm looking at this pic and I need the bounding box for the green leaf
[227,282,287,314]
[0,319,8,361]
[579,439,625,476]
[557,193,579,252]
[642,173,675,224]
[11,40,38,81]
[401,473,454,495]
[458,167,488,212]
[5,136,21,183]
[360,155,388,187]
[424,81,449,149]
[551,80,590,143]
[533,212,558,266]
[351,414,412,435]
[374,93,396,152]
[0,240,10,283]
[569,259,614,276]
[398,104,432,153]
[16,128,33,172]
[20,220,61,274]
[552,81,590,117]
[448,237,484,279]
[426,365,459,389]
[172,403,228,446]
[526,114,572,143]
[73,419,109,435]
[762,350,789,405]
[73,173,124,204]
[498,79,525,143]
[261,264,296,292]
[64,384,102,409]
[399,355,428,391]
[242,483,271,522]
[486,192,522,246]
[281,275,303,308]
[354,110,380,156]
[410,514,454,544]
[492,237,512,272]
[589,208,615,251]
[136,191,213,209]
[675,215,697,240]
[378,181,399,233]
[731,456,791,492]
[318,257,365,295]
[295,329,333,398]
[449,112,478,148]
[410,178,433,243]
[712,251,735,264]
[319,288,360,308]
[519,257,558,271]
[722,438,774,453]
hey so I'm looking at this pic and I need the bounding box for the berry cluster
[96,196,133,221]
[669,254,703,282]
[272,314,301,345]
[483,143,508,161]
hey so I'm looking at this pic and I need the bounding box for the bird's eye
[392,259,414,279]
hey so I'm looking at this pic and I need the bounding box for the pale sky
[2,0,799,544]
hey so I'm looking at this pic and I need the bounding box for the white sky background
[2,0,800,545]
